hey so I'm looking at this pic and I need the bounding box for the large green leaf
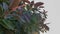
[0,19,15,30]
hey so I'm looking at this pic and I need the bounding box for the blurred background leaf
[0,0,49,34]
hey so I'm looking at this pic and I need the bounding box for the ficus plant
[0,0,49,34]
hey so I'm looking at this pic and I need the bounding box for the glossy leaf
[34,2,44,7]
